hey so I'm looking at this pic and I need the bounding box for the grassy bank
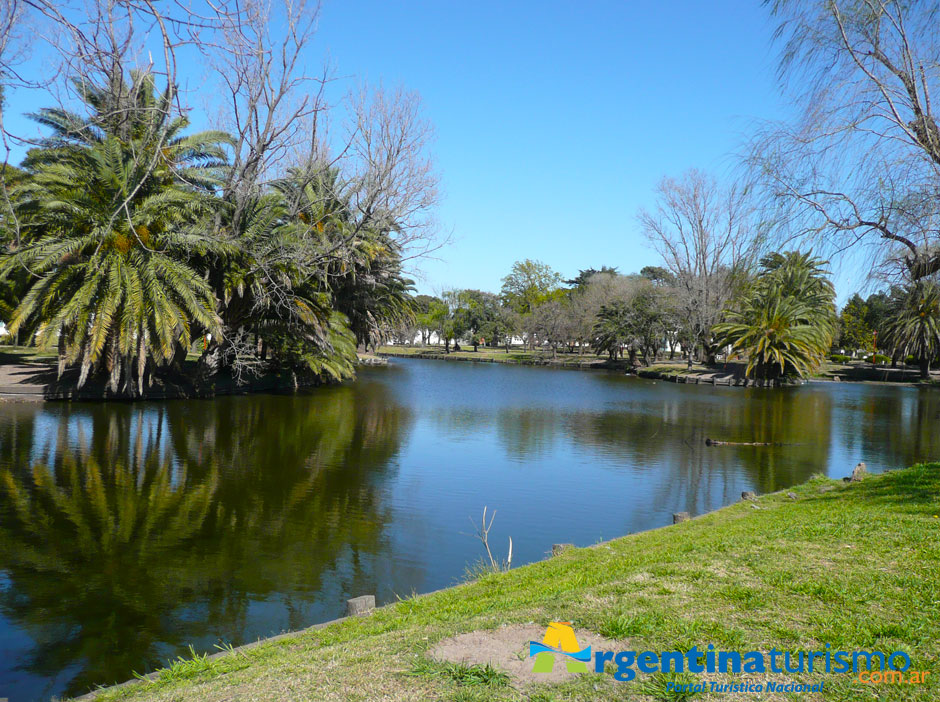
[378,345,633,370]
[82,464,940,701]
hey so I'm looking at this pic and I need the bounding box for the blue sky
[7,1,830,297]
[315,0,793,295]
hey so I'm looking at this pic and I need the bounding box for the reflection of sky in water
[0,359,939,701]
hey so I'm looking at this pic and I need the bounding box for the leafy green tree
[864,289,895,353]
[884,281,940,379]
[639,265,675,286]
[0,71,228,395]
[414,295,443,345]
[486,305,521,352]
[424,297,453,352]
[713,252,836,383]
[589,281,668,366]
[450,289,502,351]
[500,259,563,314]
[838,294,874,354]
[630,286,670,365]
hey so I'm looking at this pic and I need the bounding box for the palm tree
[0,71,229,395]
[200,169,361,382]
[713,252,836,383]
[714,290,832,381]
[884,281,940,380]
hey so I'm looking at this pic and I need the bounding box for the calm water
[1,358,939,700]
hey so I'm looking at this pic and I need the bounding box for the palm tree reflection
[0,384,411,698]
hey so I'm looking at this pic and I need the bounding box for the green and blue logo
[529,621,591,673]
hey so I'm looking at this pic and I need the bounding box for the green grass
[377,344,628,368]
[408,659,510,687]
[0,344,58,363]
[86,464,940,701]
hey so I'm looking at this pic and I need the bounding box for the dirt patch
[429,624,613,686]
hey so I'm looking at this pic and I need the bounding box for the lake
[1,357,938,700]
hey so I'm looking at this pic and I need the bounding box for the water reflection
[0,384,413,699]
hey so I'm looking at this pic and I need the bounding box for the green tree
[450,289,502,351]
[713,252,836,383]
[0,71,228,395]
[884,281,940,380]
[639,265,675,287]
[414,295,443,345]
[500,259,563,314]
[864,289,895,353]
[589,281,668,366]
[838,294,874,354]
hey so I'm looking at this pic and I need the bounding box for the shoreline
[377,348,633,371]
[380,347,940,386]
[70,462,940,701]
[1,348,933,402]
[0,354,384,402]
[71,480,791,700]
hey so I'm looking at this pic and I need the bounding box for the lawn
[85,464,939,701]
[377,345,629,367]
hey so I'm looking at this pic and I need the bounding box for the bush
[905,355,917,365]
[830,354,851,363]
[865,354,891,365]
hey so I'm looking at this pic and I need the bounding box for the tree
[425,298,450,351]
[639,265,674,287]
[864,290,895,353]
[638,169,764,365]
[592,301,632,362]
[500,259,563,351]
[530,299,570,358]
[452,290,502,351]
[838,294,874,355]
[412,294,439,345]
[588,279,668,366]
[0,0,440,394]
[1,71,227,395]
[630,286,670,365]
[489,306,521,352]
[755,0,940,281]
[500,259,563,315]
[565,266,618,290]
[714,251,836,383]
[884,281,940,380]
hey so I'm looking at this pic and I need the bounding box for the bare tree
[754,0,940,281]
[0,0,251,252]
[530,299,570,358]
[638,169,763,365]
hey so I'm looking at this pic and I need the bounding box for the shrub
[865,354,891,365]
[830,354,851,363]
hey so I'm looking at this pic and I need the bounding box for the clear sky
[312,0,793,296]
[7,1,832,297]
